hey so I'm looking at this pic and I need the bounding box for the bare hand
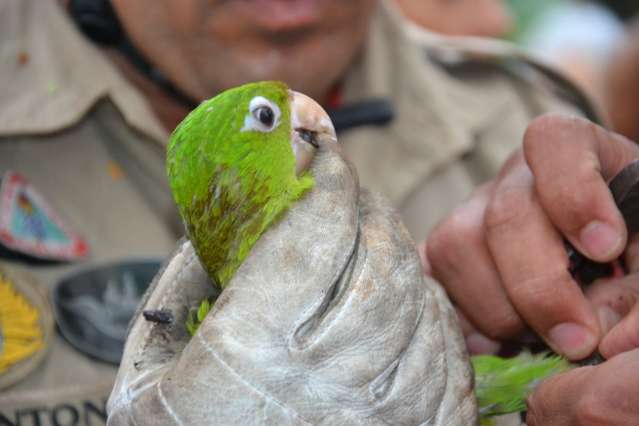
[423,114,639,360]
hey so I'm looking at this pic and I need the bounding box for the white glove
[107,145,476,425]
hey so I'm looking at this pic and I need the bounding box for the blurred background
[398,0,639,140]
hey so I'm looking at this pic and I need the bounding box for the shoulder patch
[0,171,88,261]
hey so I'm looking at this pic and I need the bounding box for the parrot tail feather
[472,351,571,420]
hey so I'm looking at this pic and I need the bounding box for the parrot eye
[241,96,281,133]
[255,106,274,127]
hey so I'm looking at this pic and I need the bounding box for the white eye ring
[241,96,281,133]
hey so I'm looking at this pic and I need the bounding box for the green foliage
[473,351,571,419]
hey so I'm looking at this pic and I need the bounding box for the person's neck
[103,48,192,133]
[104,48,338,131]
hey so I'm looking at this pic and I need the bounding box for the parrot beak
[289,90,337,176]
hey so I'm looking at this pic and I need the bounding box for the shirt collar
[0,0,168,143]
[341,0,505,162]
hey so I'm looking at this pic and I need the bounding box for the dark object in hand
[568,160,639,285]
[143,309,174,324]
[566,243,613,285]
[566,160,639,366]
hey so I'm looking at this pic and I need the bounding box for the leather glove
[106,144,476,425]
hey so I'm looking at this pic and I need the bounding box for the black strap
[327,99,394,133]
[68,0,199,109]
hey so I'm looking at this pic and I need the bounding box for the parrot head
[167,81,336,288]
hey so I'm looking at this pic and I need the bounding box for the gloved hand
[106,145,476,425]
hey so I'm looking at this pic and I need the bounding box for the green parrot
[166,80,570,424]
[167,81,332,333]
[166,81,323,287]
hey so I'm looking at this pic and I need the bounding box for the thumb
[527,349,639,426]
[526,366,593,426]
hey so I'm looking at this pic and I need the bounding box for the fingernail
[548,323,597,359]
[597,306,621,334]
[466,332,501,355]
[579,221,622,259]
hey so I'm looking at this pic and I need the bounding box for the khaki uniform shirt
[0,0,598,425]
[342,1,600,239]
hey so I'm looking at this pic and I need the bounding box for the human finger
[585,272,639,335]
[582,233,639,345]
[527,348,639,425]
[454,308,501,355]
[523,114,639,263]
[600,303,639,358]
[485,151,600,360]
[427,183,525,341]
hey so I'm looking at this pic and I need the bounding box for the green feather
[472,351,571,422]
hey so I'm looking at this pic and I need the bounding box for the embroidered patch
[0,272,44,375]
[0,266,53,390]
[52,260,161,364]
[0,171,88,261]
